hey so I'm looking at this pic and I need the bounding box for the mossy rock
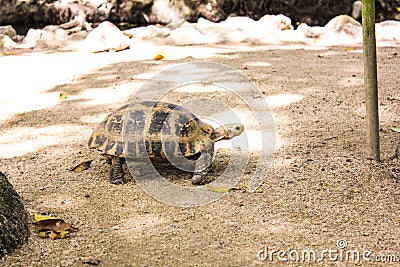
[0,172,29,259]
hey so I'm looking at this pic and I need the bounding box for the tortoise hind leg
[110,157,126,184]
[192,139,214,185]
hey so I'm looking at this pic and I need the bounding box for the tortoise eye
[235,126,241,131]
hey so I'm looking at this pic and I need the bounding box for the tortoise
[88,101,244,185]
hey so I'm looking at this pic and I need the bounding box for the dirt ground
[0,43,399,266]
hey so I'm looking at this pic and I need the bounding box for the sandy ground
[0,42,399,266]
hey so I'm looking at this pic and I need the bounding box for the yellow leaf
[345,46,355,51]
[70,160,93,172]
[38,229,70,239]
[49,230,70,240]
[397,7,400,12]
[34,214,57,222]
[59,93,67,100]
[38,231,50,238]
[123,32,133,38]
[154,51,172,60]
[154,54,165,60]
[206,184,246,192]
[1,51,21,56]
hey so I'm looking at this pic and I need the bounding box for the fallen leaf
[345,46,355,51]
[59,93,68,100]
[38,230,69,239]
[49,230,70,240]
[81,257,101,266]
[1,51,22,56]
[350,189,361,193]
[34,218,73,232]
[34,213,57,222]
[206,184,247,192]
[70,160,93,172]
[34,215,75,240]
[154,51,172,60]
[38,231,51,238]
[397,7,400,12]
[154,54,164,60]
[123,32,133,38]
[390,126,400,133]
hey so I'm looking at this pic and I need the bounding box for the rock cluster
[1,14,400,51]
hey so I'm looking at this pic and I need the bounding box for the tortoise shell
[88,101,214,159]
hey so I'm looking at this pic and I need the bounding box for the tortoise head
[211,123,244,141]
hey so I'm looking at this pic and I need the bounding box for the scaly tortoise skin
[88,101,244,184]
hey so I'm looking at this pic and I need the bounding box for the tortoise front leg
[110,157,126,184]
[192,139,214,185]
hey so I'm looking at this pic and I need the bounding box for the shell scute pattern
[88,101,213,160]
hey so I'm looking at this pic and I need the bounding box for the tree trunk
[0,172,29,259]
[362,0,380,161]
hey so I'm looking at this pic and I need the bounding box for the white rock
[124,14,400,47]
[222,17,261,42]
[127,25,171,40]
[0,26,17,40]
[325,15,361,30]
[83,21,130,53]
[376,20,400,41]
[19,26,70,49]
[259,14,293,31]
[167,25,217,45]
[0,34,17,48]
[20,29,42,48]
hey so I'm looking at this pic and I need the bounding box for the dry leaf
[390,126,400,133]
[154,53,165,60]
[154,51,172,60]
[59,93,68,100]
[34,214,57,222]
[1,51,22,56]
[38,231,51,238]
[34,218,73,232]
[350,189,361,193]
[70,160,93,172]
[345,46,355,51]
[38,230,69,239]
[123,32,133,38]
[49,230,70,240]
[34,215,75,240]
[81,257,101,266]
